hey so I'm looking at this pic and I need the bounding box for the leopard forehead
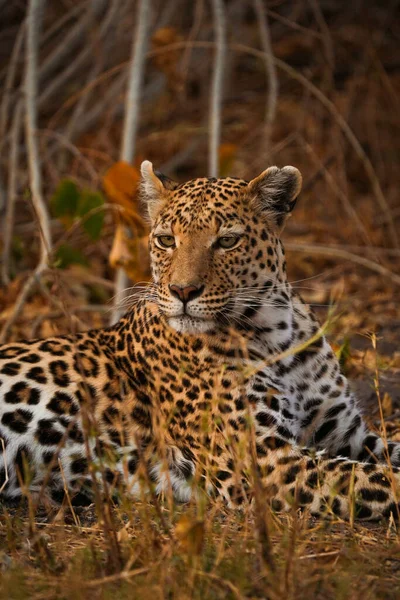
[153,176,251,233]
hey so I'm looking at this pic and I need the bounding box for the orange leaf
[103,161,148,233]
[219,143,237,177]
[151,27,183,92]
[175,514,205,556]
[109,224,151,283]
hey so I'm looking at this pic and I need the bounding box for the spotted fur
[0,161,399,520]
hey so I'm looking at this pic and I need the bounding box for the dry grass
[1,1,400,597]
[1,496,400,599]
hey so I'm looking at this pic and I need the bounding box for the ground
[0,269,399,600]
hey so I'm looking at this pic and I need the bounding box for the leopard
[0,159,399,520]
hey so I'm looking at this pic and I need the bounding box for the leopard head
[141,160,302,334]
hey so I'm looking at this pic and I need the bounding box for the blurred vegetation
[0,1,400,598]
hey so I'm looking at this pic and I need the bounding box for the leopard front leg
[258,443,400,520]
[250,391,400,519]
[300,366,400,467]
[212,414,400,520]
[269,336,400,467]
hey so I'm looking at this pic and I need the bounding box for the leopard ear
[140,160,178,222]
[248,166,302,229]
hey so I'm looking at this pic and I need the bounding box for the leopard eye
[156,235,176,249]
[217,236,241,249]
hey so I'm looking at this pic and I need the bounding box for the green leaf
[54,244,89,269]
[335,337,351,370]
[78,190,105,240]
[50,180,80,221]
[11,235,24,261]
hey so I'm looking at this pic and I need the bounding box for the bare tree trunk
[254,0,278,159]
[209,0,226,178]
[110,0,152,325]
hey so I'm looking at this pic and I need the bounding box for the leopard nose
[169,284,205,304]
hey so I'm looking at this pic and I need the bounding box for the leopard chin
[167,315,215,334]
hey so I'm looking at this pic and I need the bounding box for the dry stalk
[371,334,400,520]
[209,0,226,177]
[111,0,152,325]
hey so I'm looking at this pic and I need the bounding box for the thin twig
[308,0,334,89]
[40,1,86,47]
[39,0,106,84]
[0,176,5,214]
[38,0,109,109]
[0,438,9,494]
[266,7,323,39]
[39,128,98,182]
[209,0,226,177]
[83,567,151,588]
[0,21,25,139]
[1,101,23,285]
[301,139,376,252]
[30,304,109,338]
[254,0,278,155]
[111,0,152,325]
[0,265,48,344]
[285,242,400,286]
[180,0,205,95]
[262,49,398,249]
[59,0,122,155]
[52,71,128,146]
